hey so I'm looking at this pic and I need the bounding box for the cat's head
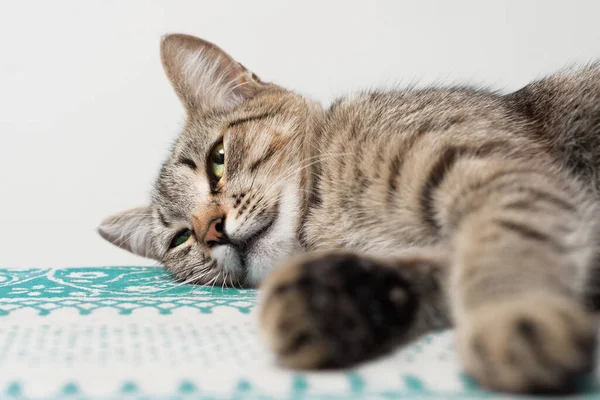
[98,34,321,286]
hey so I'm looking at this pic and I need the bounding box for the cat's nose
[203,216,226,246]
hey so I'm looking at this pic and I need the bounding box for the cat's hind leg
[259,250,450,369]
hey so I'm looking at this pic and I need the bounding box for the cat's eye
[210,142,225,179]
[170,229,192,248]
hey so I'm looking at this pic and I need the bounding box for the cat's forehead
[174,103,300,158]
[174,112,226,155]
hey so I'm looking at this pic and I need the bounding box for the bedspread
[0,267,595,399]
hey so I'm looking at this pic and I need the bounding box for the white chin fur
[244,184,302,286]
[212,245,243,275]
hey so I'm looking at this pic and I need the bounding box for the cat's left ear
[160,33,266,113]
[97,206,159,260]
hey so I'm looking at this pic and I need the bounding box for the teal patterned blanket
[0,267,595,399]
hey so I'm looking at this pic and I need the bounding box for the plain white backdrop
[1,0,599,268]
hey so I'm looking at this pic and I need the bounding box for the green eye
[210,142,225,179]
[170,229,192,248]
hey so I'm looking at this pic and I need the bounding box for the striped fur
[99,34,600,394]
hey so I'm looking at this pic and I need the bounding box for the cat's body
[99,34,600,394]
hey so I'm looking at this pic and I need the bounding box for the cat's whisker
[256,152,350,201]
[221,271,228,290]
[158,262,214,293]
[282,152,349,181]
[205,273,219,289]
[228,273,238,289]
[227,80,250,93]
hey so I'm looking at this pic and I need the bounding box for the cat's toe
[259,252,420,369]
[458,295,597,394]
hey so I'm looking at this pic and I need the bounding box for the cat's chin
[214,236,297,288]
[217,227,301,288]
[209,236,284,287]
[242,226,304,287]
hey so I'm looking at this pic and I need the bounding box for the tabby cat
[99,34,600,394]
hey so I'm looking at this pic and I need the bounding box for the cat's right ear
[160,33,265,113]
[97,206,159,260]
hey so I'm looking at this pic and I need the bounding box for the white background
[1,0,599,268]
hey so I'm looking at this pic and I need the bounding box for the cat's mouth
[214,213,278,277]
[236,216,277,257]
[209,195,289,286]
[230,198,282,275]
[235,215,278,272]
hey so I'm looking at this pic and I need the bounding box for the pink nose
[203,217,224,245]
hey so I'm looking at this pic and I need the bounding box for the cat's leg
[260,159,598,393]
[443,161,598,394]
[259,249,451,369]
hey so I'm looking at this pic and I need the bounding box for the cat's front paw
[259,252,421,369]
[458,295,597,394]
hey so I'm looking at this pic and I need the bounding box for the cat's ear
[160,33,265,113]
[97,205,159,260]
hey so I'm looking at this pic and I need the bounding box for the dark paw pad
[260,253,420,369]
